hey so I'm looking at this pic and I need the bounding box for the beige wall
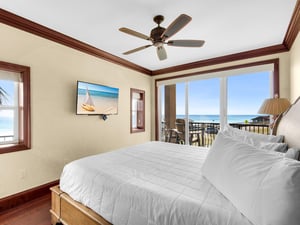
[290,32,300,102]
[0,24,152,198]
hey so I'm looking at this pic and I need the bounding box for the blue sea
[176,115,260,123]
[0,115,259,136]
[78,88,119,99]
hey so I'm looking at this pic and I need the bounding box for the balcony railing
[0,135,14,142]
[162,121,270,147]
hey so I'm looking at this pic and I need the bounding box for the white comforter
[60,141,252,225]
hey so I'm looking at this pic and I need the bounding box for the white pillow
[257,142,288,153]
[223,125,284,146]
[222,125,288,152]
[285,148,300,160]
[202,133,300,225]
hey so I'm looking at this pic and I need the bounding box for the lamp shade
[258,97,290,115]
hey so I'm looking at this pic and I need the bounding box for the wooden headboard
[273,96,300,149]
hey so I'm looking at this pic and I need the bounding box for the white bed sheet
[60,141,253,225]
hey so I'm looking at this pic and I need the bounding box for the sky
[175,71,270,115]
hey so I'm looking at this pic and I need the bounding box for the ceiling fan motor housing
[151,26,166,46]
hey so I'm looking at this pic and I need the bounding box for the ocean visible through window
[175,114,260,124]
[158,69,272,145]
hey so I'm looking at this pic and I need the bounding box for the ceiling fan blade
[167,40,205,47]
[157,46,167,61]
[123,45,152,55]
[161,14,192,40]
[119,27,151,41]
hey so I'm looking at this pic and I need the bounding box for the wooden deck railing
[162,122,270,147]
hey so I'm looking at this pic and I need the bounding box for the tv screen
[76,81,119,115]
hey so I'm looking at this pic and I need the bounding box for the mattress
[60,141,253,225]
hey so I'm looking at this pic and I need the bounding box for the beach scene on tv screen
[77,81,119,115]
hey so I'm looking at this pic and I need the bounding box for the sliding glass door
[158,65,273,147]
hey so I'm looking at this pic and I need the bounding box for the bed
[50,97,300,225]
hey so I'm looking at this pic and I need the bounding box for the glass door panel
[188,79,220,147]
[227,71,271,134]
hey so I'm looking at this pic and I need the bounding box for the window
[0,61,31,154]
[156,60,279,146]
[130,88,145,133]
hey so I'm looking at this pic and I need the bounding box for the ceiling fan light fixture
[154,41,164,47]
[157,46,167,61]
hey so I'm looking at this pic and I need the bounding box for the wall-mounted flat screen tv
[76,81,119,115]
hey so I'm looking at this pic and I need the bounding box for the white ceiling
[0,0,297,71]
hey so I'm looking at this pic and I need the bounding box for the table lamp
[258,95,291,129]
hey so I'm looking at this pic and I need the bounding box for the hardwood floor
[0,193,52,225]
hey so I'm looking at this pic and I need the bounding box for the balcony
[162,121,269,147]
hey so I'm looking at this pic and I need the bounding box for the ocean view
[176,114,260,123]
[1,115,262,136]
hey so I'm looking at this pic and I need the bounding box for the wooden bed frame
[50,96,300,225]
[50,185,112,225]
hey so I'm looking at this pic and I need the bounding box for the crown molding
[0,9,152,75]
[151,44,287,75]
[283,0,300,50]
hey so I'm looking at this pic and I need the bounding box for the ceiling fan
[119,14,205,61]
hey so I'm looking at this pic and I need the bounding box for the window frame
[0,61,31,154]
[155,59,279,140]
[130,88,145,133]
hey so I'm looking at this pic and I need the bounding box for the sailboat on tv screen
[81,87,95,112]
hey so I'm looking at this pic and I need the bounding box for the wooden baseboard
[0,180,59,213]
